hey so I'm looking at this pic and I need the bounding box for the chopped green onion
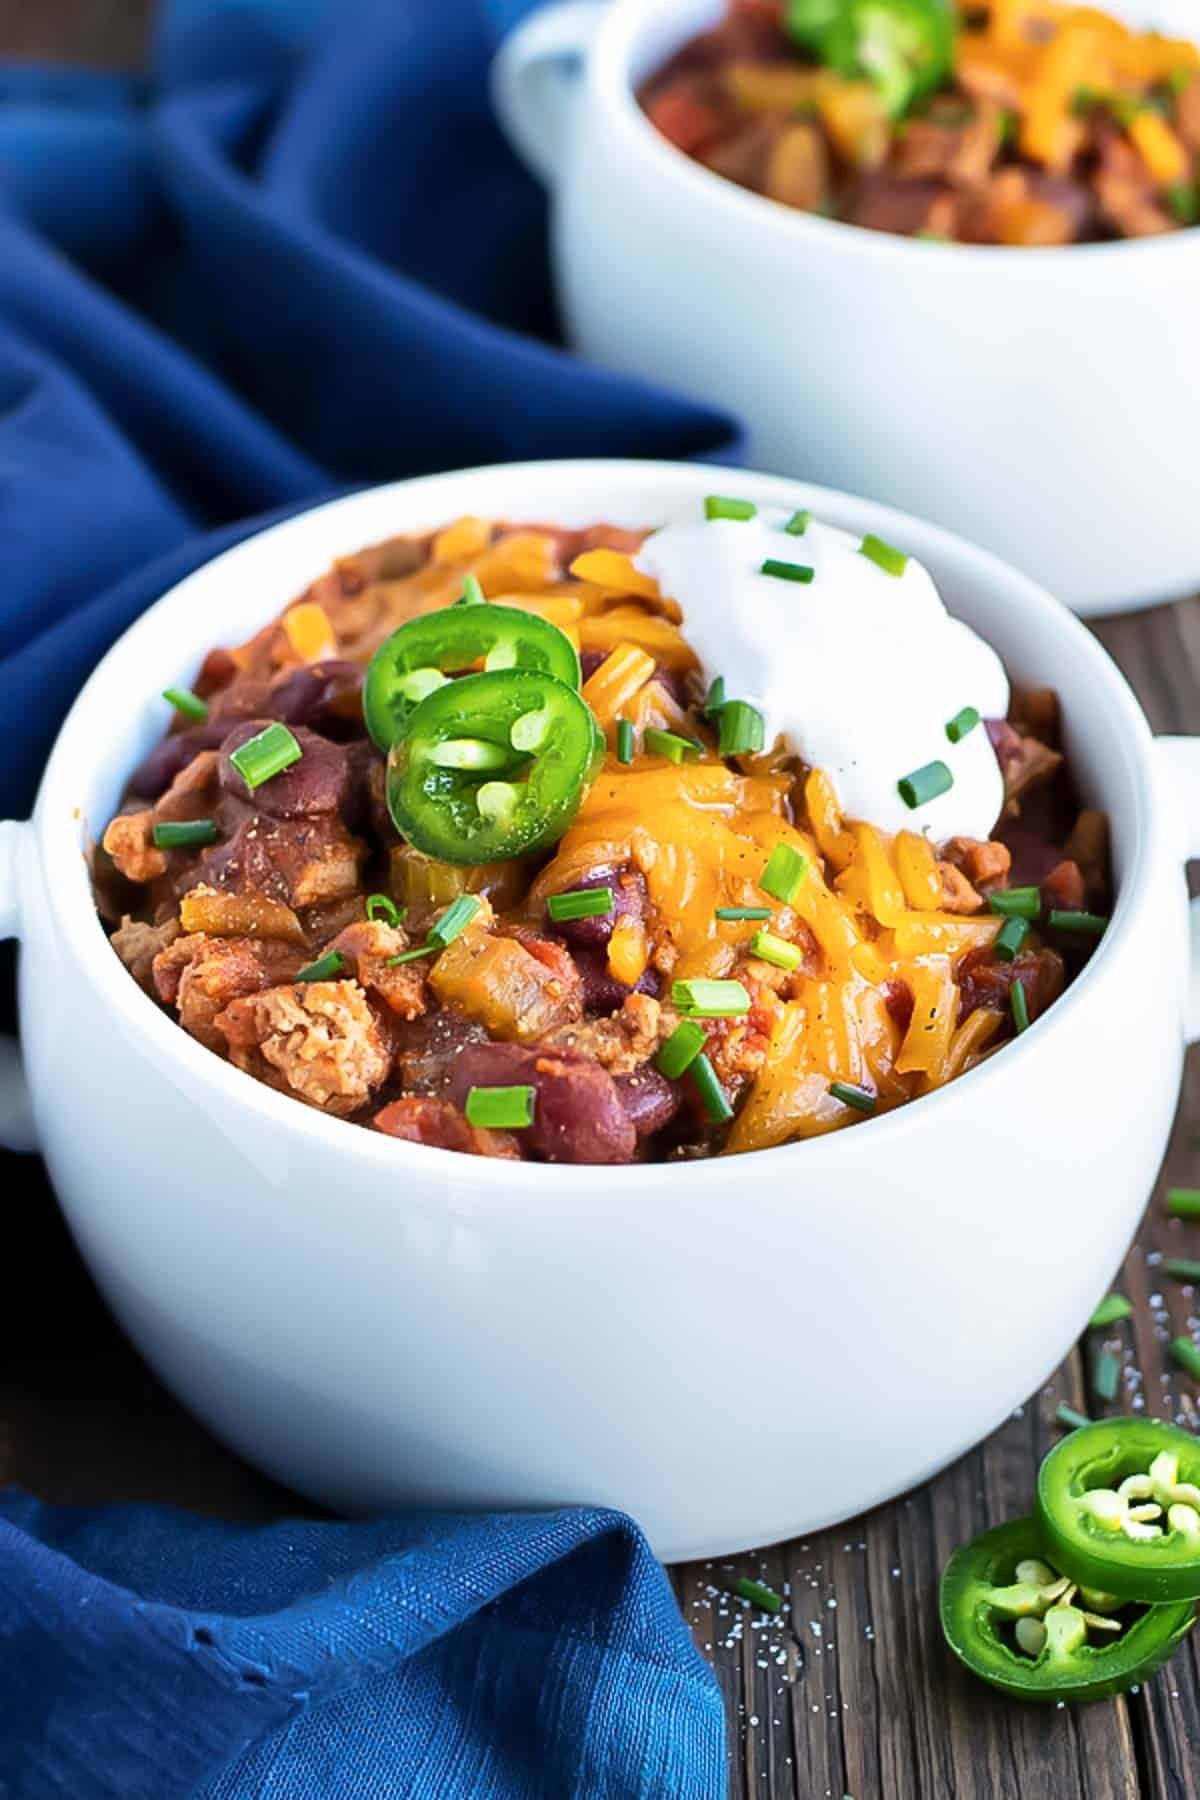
[988,887,1041,920]
[1010,980,1030,1035]
[477,782,518,828]
[644,727,701,764]
[1089,1293,1132,1329]
[1166,1187,1200,1219]
[760,842,808,904]
[547,886,615,923]
[718,701,765,758]
[860,534,908,577]
[1163,1259,1200,1284]
[429,894,482,948]
[829,1080,876,1115]
[386,944,437,966]
[1056,1403,1091,1432]
[1091,1347,1120,1404]
[656,1020,707,1080]
[294,950,346,983]
[715,905,772,922]
[1166,182,1200,225]
[690,1052,733,1124]
[704,495,757,522]
[672,978,750,1018]
[163,686,208,722]
[783,509,811,537]
[897,761,953,810]
[465,1085,535,1129]
[229,722,303,791]
[944,705,980,744]
[454,573,486,606]
[616,718,635,764]
[150,819,219,849]
[1170,1336,1200,1382]
[366,893,403,927]
[1048,910,1108,937]
[730,1577,783,1614]
[760,558,814,585]
[703,676,727,717]
[994,916,1029,962]
[751,929,804,971]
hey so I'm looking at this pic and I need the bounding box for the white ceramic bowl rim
[36,460,1155,1195]
[601,0,1200,266]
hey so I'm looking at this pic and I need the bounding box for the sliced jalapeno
[789,0,954,117]
[1036,1418,1200,1603]
[364,606,581,751]
[386,668,597,864]
[940,1516,1194,1704]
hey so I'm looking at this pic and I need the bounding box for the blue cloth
[0,1,735,1793]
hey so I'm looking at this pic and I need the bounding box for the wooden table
[3,5,1199,1794]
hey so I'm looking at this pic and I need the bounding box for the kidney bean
[266,661,364,735]
[445,1042,636,1165]
[573,947,660,1015]
[615,1067,681,1139]
[219,722,350,819]
[547,865,647,951]
[129,721,230,800]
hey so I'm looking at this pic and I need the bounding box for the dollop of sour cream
[634,508,1009,842]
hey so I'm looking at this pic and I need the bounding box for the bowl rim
[597,0,1200,268]
[34,457,1158,1192]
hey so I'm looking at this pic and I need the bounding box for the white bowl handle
[1156,737,1200,1046]
[490,0,607,187]
[0,820,38,1153]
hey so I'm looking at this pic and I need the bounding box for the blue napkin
[0,1,734,1792]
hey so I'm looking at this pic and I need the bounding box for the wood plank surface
[2,4,1199,1795]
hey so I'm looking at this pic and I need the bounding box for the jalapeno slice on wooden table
[386,668,597,863]
[1036,1417,1200,1602]
[364,605,581,751]
[940,1515,1195,1703]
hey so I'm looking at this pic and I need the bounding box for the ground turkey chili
[638,0,1200,244]
[95,504,1111,1165]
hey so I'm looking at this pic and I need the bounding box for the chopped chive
[994,916,1029,962]
[616,718,635,764]
[760,558,814,584]
[860,534,908,577]
[730,1577,783,1614]
[760,842,808,904]
[897,760,953,810]
[1089,1293,1132,1329]
[644,727,701,764]
[386,944,437,966]
[1166,1187,1200,1219]
[229,721,303,791]
[294,950,346,983]
[429,894,481,947]
[751,928,804,971]
[1166,182,1200,225]
[547,886,615,923]
[163,686,208,722]
[718,700,765,758]
[477,781,518,828]
[1010,980,1030,1035]
[716,905,772,922]
[1056,1403,1092,1431]
[703,676,727,717]
[671,978,750,1018]
[704,495,757,521]
[1163,1258,1200,1284]
[656,1020,707,1080]
[464,1084,535,1129]
[829,1080,876,1115]
[690,1052,733,1124]
[945,705,980,744]
[151,818,219,849]
[1171,1336,1200,1382]
[366,893,403,927]
[1091,1347,1120,1404]
[454,573,486,606]
[783,509,811,537]
[1048,910,1108,937]
[988,887,1041,920]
